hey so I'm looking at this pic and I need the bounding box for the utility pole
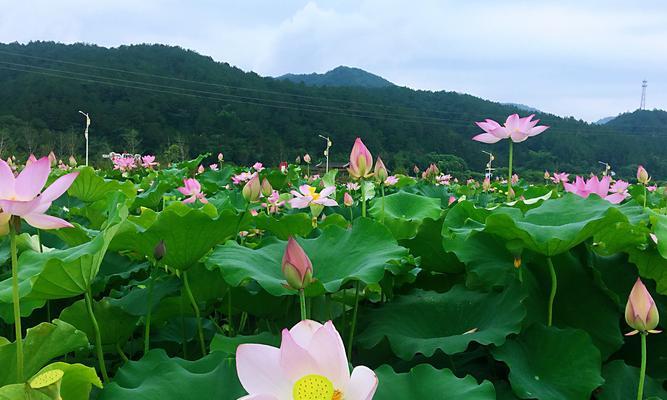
[640,80,647,110]
[78,111,91,166]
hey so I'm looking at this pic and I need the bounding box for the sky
[0,0,665,122]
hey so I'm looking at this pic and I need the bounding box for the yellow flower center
[293,374,343,400]
[307,186,321,201]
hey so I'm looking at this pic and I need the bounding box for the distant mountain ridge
[277,66,394,88]
[605,109,667,134]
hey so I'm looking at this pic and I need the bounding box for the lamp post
[318,134,332,174]
[78,111,91,166]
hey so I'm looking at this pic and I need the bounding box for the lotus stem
[361,198,366,218]
[547,257,557,327]
[507,141,514,201]
[143,272,154,355]
[299,289,307,321]
[182,271,206,356]
[637,332,647,400]
[380,184,385,224]
[643,185,647,209]
[9,221,23,382]
[85,289,109,383]
[116,342,129,363]
[227,288,234,337]
[347,281,361,362]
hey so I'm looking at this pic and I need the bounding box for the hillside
[605,109,667,134]
[0,42,665,178]
[278,66,394,88]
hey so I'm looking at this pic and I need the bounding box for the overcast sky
[1,0,665,121]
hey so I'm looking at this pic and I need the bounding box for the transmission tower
[640,80,647,110]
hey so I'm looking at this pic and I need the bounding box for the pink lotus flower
[511,174,519,185]
[141,155,158,169]
[253,162,265,172]
[289,185,338,209]
[236,320,378,400]
[473,114,549,143]
[209,164,219,171]
[384,175,398,186]
[625,278,661,335]
[448,196,457,205]
[346,182,360,191]
[551,172,569,184]
[232,172,257,185]
[436,174,452,186]
[279,162,288,174]
[262,190,285,214]
[563,175,629,204]
[112,156,137,172]
[0,156,79,233]
[177,178,208,204]
[348,138,373,180]
[648,185,658,192]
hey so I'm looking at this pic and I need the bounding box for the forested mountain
[278,66,394,88]
[605,109,667,134]
[0,41,665,178]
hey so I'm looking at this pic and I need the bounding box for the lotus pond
[0,133,665,400]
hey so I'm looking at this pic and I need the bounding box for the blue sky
[1,0,665,121]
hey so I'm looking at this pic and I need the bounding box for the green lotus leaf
[629,248,667,296]
[521,250,624,359]
[492,324,604,400]
[0,320,89,386]
[210,332,279,355]
[98,349,244,400]
[59,298,138,347]
[206,218,407,296]
[443,230,516,290]
[357,285,526,360]
[374,364,496,399]
[485,194,625,256]
[369,191,442,240]
[127,202,241,270]
[254,212,313,240]
[67,167,136,203]
[596,360,667,400]
[404,217,463,274]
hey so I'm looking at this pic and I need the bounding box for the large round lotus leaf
[629,248,667,296]
[59,298,138,347]
[0,320,89,386]
[369,191,442,240]
[522,250,624,359]
[67,167,136,203]
[492,324,604,400]
[205,218,408,296]
[254,213,313,240]
[443,230,516,290]
[210,332,279,355]
[374,364,496,400]
[127,202,241,270]
[404,217,464,274]
[485,194,625,256]
[357,285,526,360]
[596,360,667,400]
[98,349,244,400]
[32,362,102,400]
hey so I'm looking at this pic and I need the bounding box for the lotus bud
[197,165,205,174]
[637,165,650,185]
[413,165,420,175]
[625,278,661,335]
[295,155,301,164]
[511,174,519,185]
[282,237,313,290]
[482,177,491,191]
[242,174,261,202]
[421,164,440,181]
[154,240,166,261]
[448,196,457,206]
[68,155,77,167]
[261,178,273,197]
[217,153,224,162]
[374,157,388,183]
[347,138,373,180]
[48,151,57,167]
[344,192,354,207]
[279,161,288,174]
[303,153,311,164]
[544,170,551,180]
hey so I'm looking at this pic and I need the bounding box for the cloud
[0,0,664,121]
